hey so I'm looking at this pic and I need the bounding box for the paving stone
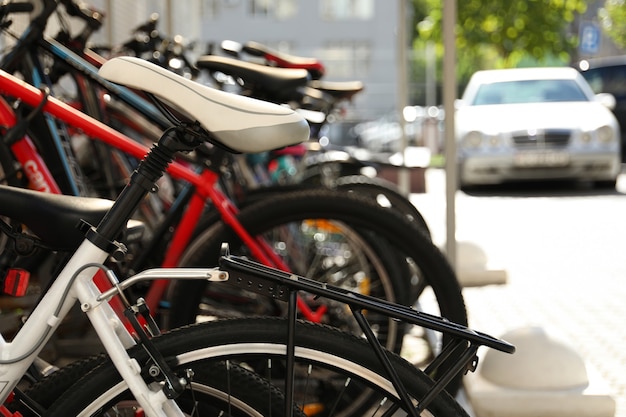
[408,169,625,417]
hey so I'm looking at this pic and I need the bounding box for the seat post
[90,124,204,250]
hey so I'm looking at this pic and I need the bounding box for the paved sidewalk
[408,169,624,417]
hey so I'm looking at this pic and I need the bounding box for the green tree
[411,0,587,97]
[599,0,626,48]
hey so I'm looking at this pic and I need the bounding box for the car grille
[512,129,571,148]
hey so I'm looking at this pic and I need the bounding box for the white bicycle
[0,56,513,417]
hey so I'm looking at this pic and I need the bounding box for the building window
[321,41,371,78]
[249,0,296,19]
[320,0,374,20]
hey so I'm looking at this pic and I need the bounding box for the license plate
[514,151,570,167]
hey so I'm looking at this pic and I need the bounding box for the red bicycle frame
[0,68,327,322]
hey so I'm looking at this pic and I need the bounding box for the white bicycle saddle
[98,56,310,153]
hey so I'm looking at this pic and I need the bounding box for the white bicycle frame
[0,236,227,416]
[0,42,308,415]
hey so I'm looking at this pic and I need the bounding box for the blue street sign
[579,22,601,55]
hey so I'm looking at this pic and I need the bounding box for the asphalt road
[410,169,626,417]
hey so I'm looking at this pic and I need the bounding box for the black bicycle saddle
[0,185,112,250]
[195,55,310,101]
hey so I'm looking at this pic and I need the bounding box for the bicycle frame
[0,68,327,323]
[9,251,204,417]
[0,150,231,417]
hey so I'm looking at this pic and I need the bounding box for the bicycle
[0,55,514,417]
[0,0,465,369]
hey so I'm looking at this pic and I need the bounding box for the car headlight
[487,135,501,146]
[462,131,483,148]
[596,125,615,143]
[581,132,592,143]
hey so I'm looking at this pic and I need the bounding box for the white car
[456,67,621,188]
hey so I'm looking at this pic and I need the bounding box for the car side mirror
[595,93,616,110]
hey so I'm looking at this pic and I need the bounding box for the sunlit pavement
[408,168,626,417]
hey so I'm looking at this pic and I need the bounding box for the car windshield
[472,79,587,105]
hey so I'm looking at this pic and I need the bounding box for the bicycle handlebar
[0,0,57,72]
[132,13,159,35]
[60,0,104,31]
[0,1,33,18]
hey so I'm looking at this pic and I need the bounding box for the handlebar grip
[0,2,34,16]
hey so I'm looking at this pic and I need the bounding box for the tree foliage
[599,0,626,48]
[411,0,588,89]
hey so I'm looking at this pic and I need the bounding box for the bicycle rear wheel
[24,318,469,417]
[167,189,466,390]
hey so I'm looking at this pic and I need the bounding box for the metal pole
[426,42,436,109]
[397,0,410,194]
[105,0,113,47]
[443,0,457,269]
[166,0,173,36]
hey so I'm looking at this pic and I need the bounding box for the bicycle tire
[241,174,432,239]
[28,318,469,417]
[167,189,466,387]
[169,191,410,342]
[169,194,409,353]
[173,188,464,319]
[19,352,303,417]
[333,174,432,238]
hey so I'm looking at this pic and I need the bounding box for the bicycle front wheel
[33,318,469,417]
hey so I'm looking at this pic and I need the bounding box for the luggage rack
[218,246,515,415]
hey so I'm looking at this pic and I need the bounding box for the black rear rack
[218,250,515,415]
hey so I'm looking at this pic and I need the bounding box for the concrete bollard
[456,241,507,287]
[464,326,615,417]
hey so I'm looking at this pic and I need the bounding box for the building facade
[81,0,404,121]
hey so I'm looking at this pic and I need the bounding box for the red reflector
[0,391,21,416]
[4,269,30,297]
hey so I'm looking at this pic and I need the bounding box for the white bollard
[456,241,507,287]
[464,326,615,417]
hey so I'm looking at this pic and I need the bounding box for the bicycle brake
[123,299,187,399]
